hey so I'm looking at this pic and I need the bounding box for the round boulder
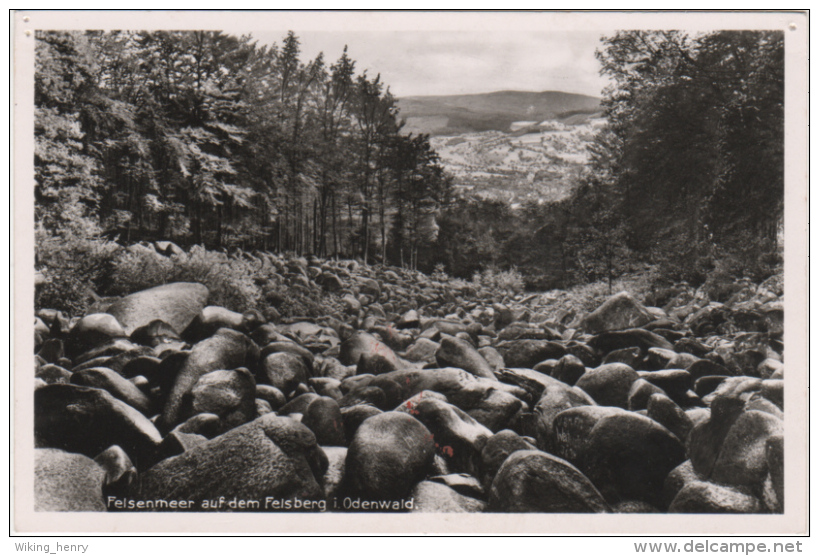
[552,354,586,386]
[710,410,784,486]
[71,313,127,354]
[396,395,492,476]
[70,367,153,416]
[551,406,628,466]
[575,363,639,409]
[346,412,435,499]
[139,414,327,505]
[533,379,596,452]
[581,292,653,334]
[35,384,162,470]
[580,412,686,508]
[488,450,610,513]
[190,368,257,432]
[479,429,536,491]
[302,396,346,447]
[339,331,399,368]
[435,334,497,380]
[261,352,309,396]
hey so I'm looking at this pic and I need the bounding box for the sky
[250,30,611,99]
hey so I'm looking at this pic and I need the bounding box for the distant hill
[429,114,606,206]
[397,90,601,136]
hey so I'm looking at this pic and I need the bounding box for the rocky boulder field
[33,247,785,513]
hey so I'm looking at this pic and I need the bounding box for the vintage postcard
[11,10,808,534]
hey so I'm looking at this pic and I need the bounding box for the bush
[431,263,449,282]
[106,245,262,313]
[472,267,525,296]
[35,226,123,316]
[107,244,347,318]
[261,280,343,319]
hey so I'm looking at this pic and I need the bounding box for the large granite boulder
[107,282,209,336]
[139,414,327,507]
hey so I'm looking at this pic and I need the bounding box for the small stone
[627,379,665,411]
[647,393,694,443]
[302,396,345,447]
[94,445,138,498]
[552,354,586,386]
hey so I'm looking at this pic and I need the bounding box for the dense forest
[35,29,784,314]
[35,30,450,268]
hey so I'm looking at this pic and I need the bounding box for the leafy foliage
[35,226,123,315]
[472,267,525,296]
[106,245,262,313]
[564,30,784,286]
[34,30,451,265]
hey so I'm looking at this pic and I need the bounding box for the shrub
[35,226,123,316]
[431,263,449,282]
[472,267,525,296]
[107,245,348,317]
[261,280,343,319]
[106,245,262,313]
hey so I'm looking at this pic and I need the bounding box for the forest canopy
[35,30,450,268]
[562,30,784,286]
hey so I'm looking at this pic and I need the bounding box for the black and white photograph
[11,10,809,535]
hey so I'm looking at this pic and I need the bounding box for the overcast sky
[251,30,611,98]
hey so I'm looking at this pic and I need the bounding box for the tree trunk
[347,197,355,257]
[332,192,338,259]
[363,206,370,264]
